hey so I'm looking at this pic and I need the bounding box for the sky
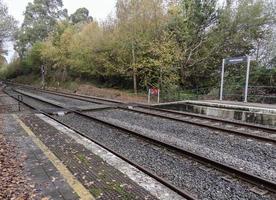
[3,0,117,62]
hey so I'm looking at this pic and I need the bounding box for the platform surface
[186,100,276,114]
[155,99,276,126]
[1,114,81,199]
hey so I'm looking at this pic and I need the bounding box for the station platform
[1,114,81,200]
[155,100,276,126]
[186,100,276,114]
[0,91,183,200]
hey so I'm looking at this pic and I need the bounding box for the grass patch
[102,181,135,200]
[89,187,102,198]
[75,153,90,166]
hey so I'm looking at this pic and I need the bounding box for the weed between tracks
[76,153,90,166]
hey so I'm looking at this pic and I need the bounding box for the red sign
[150,88,159,95]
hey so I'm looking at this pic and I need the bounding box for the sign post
[244,56,251,103]
[220,59,225,101]
[41,65,45,90]
[148,89,151,104]
[220,56,251,102]
[148,88,160,104]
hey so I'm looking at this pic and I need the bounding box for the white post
[157,89,160,104]
[244,56,251,103]
[220,59,225,101]
[41,65,45,89]
[148,89,151,104]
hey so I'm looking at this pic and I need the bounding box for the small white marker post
[41,65,45,90]
[148,89,151,104]
[157,89,160,104]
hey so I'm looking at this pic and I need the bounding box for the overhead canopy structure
[220,56,251,102]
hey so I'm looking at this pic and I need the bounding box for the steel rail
[4,87,197,200]
[12,84,276,144]
[121,106,276,144]
[11,87,276,194]
[5,81,123,104]
[139,105,276,133]
[10,81,275,134]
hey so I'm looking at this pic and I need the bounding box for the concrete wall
[156,103,276,127]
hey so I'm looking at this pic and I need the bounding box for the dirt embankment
[48,83,148,104]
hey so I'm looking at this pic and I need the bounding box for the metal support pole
[17,95,23,111]
[157,89,160,104]
[244,56,251,103]
[148,89,151,104]
[41,65,45,90]
[220,59,225,101]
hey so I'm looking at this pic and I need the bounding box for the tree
[116,0,166,93]
[0,43,7,65]
[7,0,275,100]
[214,0,275,93]
[0,0,17,40]
[70,8,93,24]
[166,0,218,87]
[165,0,275,89]
[15,0,67,57]
[40,22,75,81]
[22,42,44,74]
[0,0,17,64]
[68,22,110,77]
[138,32,181,90]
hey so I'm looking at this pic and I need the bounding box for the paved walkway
[1,114,81,200]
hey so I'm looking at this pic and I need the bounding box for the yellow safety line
[12,114,95,200]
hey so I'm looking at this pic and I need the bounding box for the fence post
[17,95,23,111]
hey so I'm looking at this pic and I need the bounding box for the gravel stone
[20,88,105,109]
[5,88,59,111]
[135,107,276,139]
[54,113,276,200]
[85,108,276,182]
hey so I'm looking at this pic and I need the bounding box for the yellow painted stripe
[13,114,95,200]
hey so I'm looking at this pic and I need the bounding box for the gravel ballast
[5,88,59,111]
[54,113,275,200]
[85,108,276,182]
[21,88,105,108]
[135,107,276,138]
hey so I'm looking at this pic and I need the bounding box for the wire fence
[158,65,276,103]
[159,85,276,104]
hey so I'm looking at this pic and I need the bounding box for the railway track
[4,85,276,199]
[6,81,122,105]
[4,86,196,200]
[129,106,276,144]
[10,82,276,144]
